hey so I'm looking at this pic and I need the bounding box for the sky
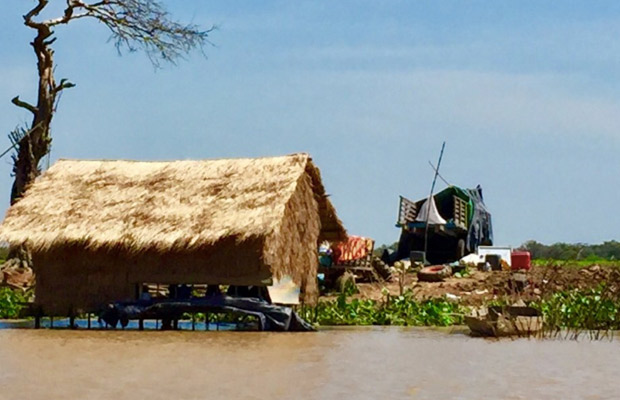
[1,1,619,247]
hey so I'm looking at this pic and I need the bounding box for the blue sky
[1,1,619,247]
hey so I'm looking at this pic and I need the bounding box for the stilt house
[0,153,346,314]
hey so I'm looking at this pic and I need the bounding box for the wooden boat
[465,305,544,337]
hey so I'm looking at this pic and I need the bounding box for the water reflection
[0,318,241,331]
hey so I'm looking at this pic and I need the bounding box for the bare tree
[9,0,212,204]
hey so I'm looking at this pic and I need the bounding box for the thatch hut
[0,153,345,315]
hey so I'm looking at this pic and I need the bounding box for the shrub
[0,287,29,319]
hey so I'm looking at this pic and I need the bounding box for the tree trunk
[11,24,55,205]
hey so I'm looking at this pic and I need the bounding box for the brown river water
[0,326,619,400]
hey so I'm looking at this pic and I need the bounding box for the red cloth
[332,236,374,264]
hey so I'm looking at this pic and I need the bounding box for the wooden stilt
[50,316,54,328]
[34,306,42,329]
[192,313,195,331]
[87,313,91,329]
[205,312,209,331]
[139,318,144,331]
[69,312,76,330]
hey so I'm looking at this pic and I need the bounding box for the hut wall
[32,237,270,315]
[264,171,321,305]
[33,254,133,316]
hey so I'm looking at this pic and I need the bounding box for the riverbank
[307,263,620,335]
[324,263,620,305]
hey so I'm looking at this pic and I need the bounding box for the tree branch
[23,0,50,28]
[23,0,213,68]
[10,0,213,205]
[80,0,214,68]
[45,12,92,27]
[53,79,76,94]
[11,96,38,115]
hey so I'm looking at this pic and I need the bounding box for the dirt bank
[323,264,620,305]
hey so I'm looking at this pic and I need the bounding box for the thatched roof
[0,153,346,254]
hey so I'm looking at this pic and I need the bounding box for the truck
[384,184,493,265]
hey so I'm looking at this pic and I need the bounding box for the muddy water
[0,327,618,400]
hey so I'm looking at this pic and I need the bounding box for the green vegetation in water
[301,285,620,336]
[300,290,466,327]
[538,287,620,332]
[0,287,29,319]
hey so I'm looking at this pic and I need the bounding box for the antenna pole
[424,141,446,257]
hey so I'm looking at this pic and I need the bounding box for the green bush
[0,287,28,319]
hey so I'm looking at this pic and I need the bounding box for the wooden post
[50,315,54,328]
[192,313,195,331]
[34,307,41,329]
[69,308,76,329]
[205,312,209,331]
[139,318,144,331]
[87,313,91,329]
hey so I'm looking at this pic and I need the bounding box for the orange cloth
[333,236,374,264]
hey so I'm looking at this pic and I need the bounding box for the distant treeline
[519,240,620,261]
[374,240,620,261]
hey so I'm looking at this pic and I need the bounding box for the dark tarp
[99,295,315,332]
[463,185,493,252]
[409,184,493,252]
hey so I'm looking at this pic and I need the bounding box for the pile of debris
[414,248,530,283]
[0,250,34,291]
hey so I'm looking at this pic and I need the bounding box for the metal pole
[424,142,446,257]
[428,161,451,187]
